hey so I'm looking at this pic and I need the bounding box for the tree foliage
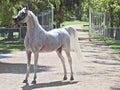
[0,0,119,29]
[82,0,120,27]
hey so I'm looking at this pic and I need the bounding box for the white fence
[89,8,107,40]
[37,9,54,31]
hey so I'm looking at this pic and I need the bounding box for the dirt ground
[0,25,120,90]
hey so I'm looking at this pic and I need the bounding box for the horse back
[39,28,70,52]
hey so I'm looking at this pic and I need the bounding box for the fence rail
[0,26,26,41]
[37,9,54,31]
[0,27,19,41]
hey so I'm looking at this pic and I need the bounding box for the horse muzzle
[13,17,20,24]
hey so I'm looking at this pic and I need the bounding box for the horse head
[13,7,28,24]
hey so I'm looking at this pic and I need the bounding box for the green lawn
[105,38,120,53]
[61,20,89,32]
[0,41,24,53]
[61,20,88,27]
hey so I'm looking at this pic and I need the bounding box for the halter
[13,8,27,23]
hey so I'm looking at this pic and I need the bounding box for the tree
[0,0,119,33]
[51,0,83,27]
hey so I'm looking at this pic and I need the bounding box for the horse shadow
[111,87,120,90]
[0,62,52,74]
[22,80,78,90]
[0,54,13,59]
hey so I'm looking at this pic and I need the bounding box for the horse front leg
[32,52,39,84]
[23,51,32,83]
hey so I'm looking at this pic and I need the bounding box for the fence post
[103,12,107,39]
[19,26,21,40]
[42,12,43,26]
[51,7,54,29]
[89,7,92,41]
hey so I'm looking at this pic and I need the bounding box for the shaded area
[111,87,120,90]
[0,49,11,54]
[0,54,13,59]
[0,62,52,74]
[82,41,120,64]
[22,81,78,90]
[92,60,120,66]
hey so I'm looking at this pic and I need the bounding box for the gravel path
[0,25,120,90]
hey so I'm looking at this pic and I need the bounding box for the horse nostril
[13,17,16,21]
[13,17,18,23]
[13,18,15,20]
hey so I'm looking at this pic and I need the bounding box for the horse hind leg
[64,49,74,81]
[56,47,67,80]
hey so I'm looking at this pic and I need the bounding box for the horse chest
[24,35,44,51]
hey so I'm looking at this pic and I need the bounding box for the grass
[61,20,88,27]
[0,41,24,54]
[105,38,120,53]
[82,25,89,32]
[61,20,89,32]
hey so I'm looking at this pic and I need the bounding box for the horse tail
[64,26,83,59]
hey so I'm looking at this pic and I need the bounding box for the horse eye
[21,12,25,16]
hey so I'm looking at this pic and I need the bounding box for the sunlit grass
[61,20,89,32]
[61,20,88,27]
[0,41,24,53]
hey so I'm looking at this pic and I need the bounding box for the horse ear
[26,6,29,10]
[24,6,28,13]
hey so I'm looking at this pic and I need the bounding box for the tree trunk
[109,9,114,38]
[115,28,120,40]
[75,7,81,20]
[115,12,120,40]
[56,21,61,28]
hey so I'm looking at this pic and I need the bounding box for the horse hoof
[70,76,74,81]
[63,76,67,80]
[23,80,28,83]
[31,80,36,84]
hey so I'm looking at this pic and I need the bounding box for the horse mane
[28,10,45,30]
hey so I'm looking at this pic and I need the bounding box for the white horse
[13,7,82,84]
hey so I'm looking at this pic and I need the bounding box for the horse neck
[26,11,46,35]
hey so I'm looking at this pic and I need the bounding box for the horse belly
[40,41,61,52]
